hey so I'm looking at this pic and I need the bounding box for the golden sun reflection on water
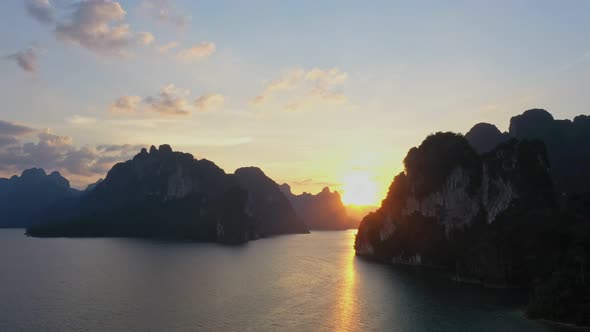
[330,231,358,331]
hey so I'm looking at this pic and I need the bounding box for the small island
[26,145,309,244]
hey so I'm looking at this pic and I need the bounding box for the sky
[1,0,590,204]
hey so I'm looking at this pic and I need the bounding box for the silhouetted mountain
[464,123,509,153]
[27,145,308,243]
[0,168,79,228]
[355,132,589,326]
[233,167,308,235]
[85,178,103,191]
[280,184,357,230]
[466,109,590,193]
[509,109,590,193]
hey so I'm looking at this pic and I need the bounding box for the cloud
[157,41,179,54]
[194,93,224,112]
[0,136,19,148]
[25,0,54,25]
[0,120,36,136]
[66,115,97,125]
[136,31,155,46]
[139,0,191,27]
[144,84,191,115]
[110,86,224,116]
[176,42,216,62]
[251,67,348,111]
[5,47,40,72]
[109,95,142,113]
[251,69,304,105]
[54,0,153,57]
[0,125,144,184]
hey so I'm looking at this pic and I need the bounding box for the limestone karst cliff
[355,133,555,266]
[26,145,308,243]
[234,167,309,235]
[355,131,589,326]
[280,184,356,230]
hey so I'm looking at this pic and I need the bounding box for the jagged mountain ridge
[465,109,590,193]
[0,168,79,228]
[234,167,308,235]
[280,184,357,230]
[26,145,308,243]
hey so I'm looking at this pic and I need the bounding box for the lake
[0,229,570,331]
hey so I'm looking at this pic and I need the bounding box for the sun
[340,171,379,206]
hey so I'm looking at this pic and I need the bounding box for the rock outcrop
[466,109,590,193]
[464,123,509,154]
[355,132,555,274]
[0,168,79,228]
[27,145,308,243]
[280,184,356,230]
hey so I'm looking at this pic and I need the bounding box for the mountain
[85,178,103,191]
[355,132,589,326]
[466,109,590,193]
[0,168,79,228]
[233,167,308,235]
[27,145,308,243]
[279,184,356,230]
[464,123,509,154]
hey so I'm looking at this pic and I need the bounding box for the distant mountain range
[355,109,590,326]
[280,184,357,230]
[21,145,311,243]
[0,168,80,228]
[1,144,363,236]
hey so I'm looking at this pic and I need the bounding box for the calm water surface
[0,229,571,331]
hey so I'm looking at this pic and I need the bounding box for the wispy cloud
[252,67,348,111]
[4,46,41,72]
[66,115,98,125]
[144,84,192,115]
[139,0,191,27]
[176,42,216,62]
[194,93,225,112]
[0,120,36,137]
[157,41,179,54]
[109,85,225,116]
[136,32,155,46]
[25,0,54,25]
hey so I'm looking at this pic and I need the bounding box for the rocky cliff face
[27,145,308,243]
[280,184,356,230]
[234,167,309,235]
[0,168,78,228]
[355,133,556,281]
[358,123,589,327]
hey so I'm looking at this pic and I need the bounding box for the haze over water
[0,229,566,331]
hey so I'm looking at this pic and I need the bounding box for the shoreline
[536,318,590,330]
[357,252,590,329]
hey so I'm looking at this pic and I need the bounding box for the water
[0,229,569,331]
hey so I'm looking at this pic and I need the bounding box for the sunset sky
[1,0,590,204]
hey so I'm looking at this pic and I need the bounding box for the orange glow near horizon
[340,171,379,206]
